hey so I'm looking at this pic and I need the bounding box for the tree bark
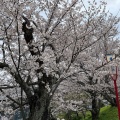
[65,110,72,120]
[91,94,100,120]
[28,92,50,120]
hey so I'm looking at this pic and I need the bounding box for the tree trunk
[65,110,71,120]
[29,106,49,120]
[27,90,51,120]
[91,94,100,120]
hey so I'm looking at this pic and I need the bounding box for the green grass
[58,105,118,120]
[85,105,118,120]
[99,105,118,120]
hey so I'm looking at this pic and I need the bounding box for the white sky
[83,0,120,36]
[83,0,120,16]
[104,0,120,16]
[103,0,120,35]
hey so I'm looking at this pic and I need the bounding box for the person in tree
[22,15,34,44]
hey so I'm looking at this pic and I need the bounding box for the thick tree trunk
[29,107,49,120]
[91,94,100,120]
[27,90,51,120]
[65,110,72,120]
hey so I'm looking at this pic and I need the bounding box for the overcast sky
[105,0,120,16]
[105,0,120,36]
[82,0,120,35]
[83,0,120,16]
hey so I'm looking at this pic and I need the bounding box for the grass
[58,105,118,120]
[99,105,118,120]
[85,105,118,120]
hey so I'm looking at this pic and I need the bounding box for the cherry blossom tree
[49,1,120,120]
[0,0,120,120]
[71,3,120,119]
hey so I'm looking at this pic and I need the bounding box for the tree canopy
[0,0,120,120]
